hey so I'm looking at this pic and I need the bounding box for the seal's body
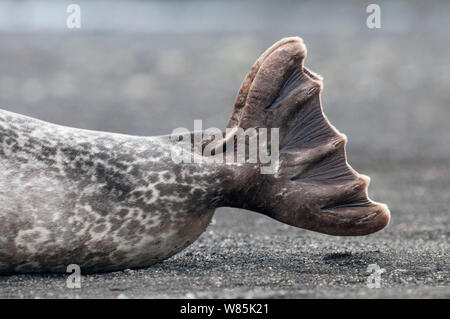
[0,37,390,274]
[0,109,226,273]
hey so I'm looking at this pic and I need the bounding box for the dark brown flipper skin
[217,37,390,236]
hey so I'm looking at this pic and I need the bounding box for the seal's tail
[221,37,390,236]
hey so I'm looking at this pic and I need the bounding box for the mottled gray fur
[0,109,226,273]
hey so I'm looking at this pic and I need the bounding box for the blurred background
[0,0,449,159]
[0,0,448,298]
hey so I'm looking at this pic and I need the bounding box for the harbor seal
[0,37,390,274]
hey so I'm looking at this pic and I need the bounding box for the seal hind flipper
[221,37,390,236]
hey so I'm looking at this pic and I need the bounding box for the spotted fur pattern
[0,109,226,273]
